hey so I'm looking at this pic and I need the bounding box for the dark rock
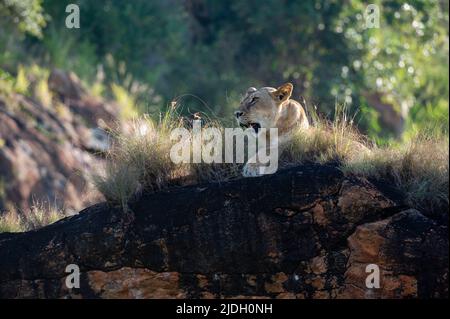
[0,164,447,298]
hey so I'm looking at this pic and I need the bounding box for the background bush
[0,0,448,142]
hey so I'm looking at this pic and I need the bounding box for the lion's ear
[246,87,257,94]
[273,83,293,102]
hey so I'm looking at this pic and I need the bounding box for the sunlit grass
[343,134,449,213]
[34,77,52,108]
[14,65,29,95]
[92,110,189,212]
[111,83,140,120]
[280,106,370,165]
[92,108,243,212]
[0,201,67,233]
[92,104,448,217]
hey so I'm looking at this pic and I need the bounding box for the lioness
[235,83,309,177]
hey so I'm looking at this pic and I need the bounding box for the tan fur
[235,83,309,176]
[235,83,308,135]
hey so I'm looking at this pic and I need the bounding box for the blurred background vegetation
[1,0,448,143]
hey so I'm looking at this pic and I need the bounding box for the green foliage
[0,67,18,109]
[0,68,15,95]
[111,83,139,120]
[339,0,449,140]
[14,65,29,95]
[40,26,99,82]
[0,0,448,141]
[0,0,46,37]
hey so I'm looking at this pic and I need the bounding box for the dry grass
[343,134,449,213]
[0,201,67,233]
[92,113,182,211]
[92,109,242,211]
[280,107,371,165]
[92,106,448,216]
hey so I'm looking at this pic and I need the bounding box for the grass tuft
[281,107,370,165]
[92,110,190,211]
[343,134,449,213]
[0,201,67,233]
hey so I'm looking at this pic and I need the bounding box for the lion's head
[235,83,293,133]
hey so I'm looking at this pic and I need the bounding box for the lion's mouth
[240,122,261,133]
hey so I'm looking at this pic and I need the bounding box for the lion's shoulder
[276,99,309,135]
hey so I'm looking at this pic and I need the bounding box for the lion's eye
[250,97,259,104]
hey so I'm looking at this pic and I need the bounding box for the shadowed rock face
[0,164,447,299]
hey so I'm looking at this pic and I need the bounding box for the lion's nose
[235,111,243,118]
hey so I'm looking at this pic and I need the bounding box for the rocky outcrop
[0,164,447,299]
[0,70,119,213]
